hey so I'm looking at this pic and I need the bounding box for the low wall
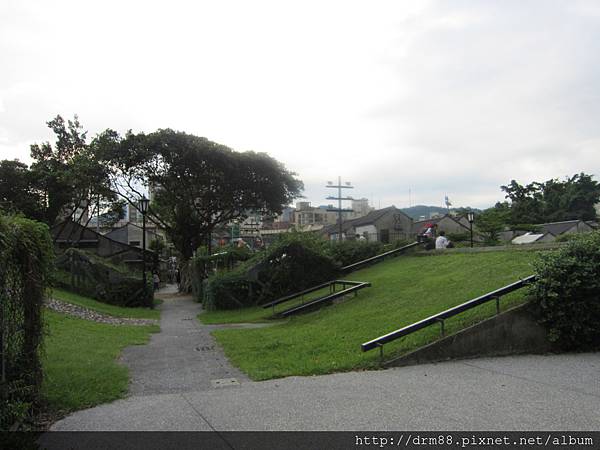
[385,303,554,368]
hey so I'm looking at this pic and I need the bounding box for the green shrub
[203,271,260,310]
[554,233,581,243]
[532,231,600,349]
[190,246,253,302]
[0,214,53,430]
[54,248,152,308]
[202,233,338,310]
[326,240,384,267]
[446,232,470,243]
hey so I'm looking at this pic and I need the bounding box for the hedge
[0,215,54,430]
[54,248,152,308]
[202,233,338,310]
[532,231,600,350]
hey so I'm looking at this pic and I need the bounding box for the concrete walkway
[51,286,600,431]
[120,285,248,396]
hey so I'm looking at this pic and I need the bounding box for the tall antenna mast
[326,176,354,241]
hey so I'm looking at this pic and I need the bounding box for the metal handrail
[361,275,537,353]
[341,241,422,273]
[279,281,371,317]
[261,279,366,309]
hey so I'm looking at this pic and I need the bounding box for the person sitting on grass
[435,230,451,249]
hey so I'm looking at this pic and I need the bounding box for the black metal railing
[361,275,537,358]
[262,279,371,317]
[341,241,422,273]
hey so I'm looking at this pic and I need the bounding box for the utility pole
[326,176,354,241]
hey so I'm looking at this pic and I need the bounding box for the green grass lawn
[208,249,539,380]
[199,285,336,324]
[42,310,159,414]
[51,288,160,320]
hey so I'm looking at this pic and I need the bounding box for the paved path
[120,285,248,396]
[51,285,600,430]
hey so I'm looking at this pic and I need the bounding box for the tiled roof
[322,206,407,234]
[539,220,583,235]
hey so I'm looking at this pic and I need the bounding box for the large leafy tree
[95,129,303,259]
[501,173,600,225]
[0,159,44,220]
[29,115,116,227]
[474,202,511,243]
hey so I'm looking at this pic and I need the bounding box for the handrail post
[376,343,384,365]
[492,295,500,314]
[435,318,445,337]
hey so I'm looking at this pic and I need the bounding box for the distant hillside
[401,205,481,220]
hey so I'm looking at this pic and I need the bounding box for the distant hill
[401,205,481,220]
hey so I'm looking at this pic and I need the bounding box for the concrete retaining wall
[384,303,554,368]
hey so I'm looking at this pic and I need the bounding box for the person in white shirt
[435,231,450,249]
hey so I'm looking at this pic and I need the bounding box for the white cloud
[0,0,599,209]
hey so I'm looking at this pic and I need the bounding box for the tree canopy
[27,115,117,226]
[501,173,600,225]
[95,128,303,258]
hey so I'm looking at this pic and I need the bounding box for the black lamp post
[467,211,475,248]
[138,196,150,306]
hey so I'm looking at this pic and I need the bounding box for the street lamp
[467,211,475,248]
[138,196,151,306]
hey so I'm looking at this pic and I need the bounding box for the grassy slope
[210,250,538,380]
[42,310,159,414]
[51,288,160,320]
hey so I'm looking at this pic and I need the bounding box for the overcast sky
[1,0,599,209]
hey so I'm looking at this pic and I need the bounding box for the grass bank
[51,288,160,320]
[41,309,159,417]
[207,250,538,380]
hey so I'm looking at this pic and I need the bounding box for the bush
[326,240,384,267]
[532,231,600,350]
[202,232,338,310]
[54,248,152,308]
[190,246,253,302]
[0,214,53,430]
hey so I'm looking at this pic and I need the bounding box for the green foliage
[190,246,253,302]
[445,232,470,243]
[326,240,384,266]
[95,128,303,259]
[203,271,260,310]
[196,232,403,310]
[501,173,600,225]
[554,233,580,243]
[0,214,54,430]
[475,203,511,243]
[0,160,44,221]
[29,115,116,226]
[202,232,338,310]
[532,231,600,349]
[54,248,153,308]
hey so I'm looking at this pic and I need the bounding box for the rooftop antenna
[444,195,452,213]
[326,176,354,241]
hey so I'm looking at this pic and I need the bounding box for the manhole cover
[195,345,214,352]
[211,378,240,388]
